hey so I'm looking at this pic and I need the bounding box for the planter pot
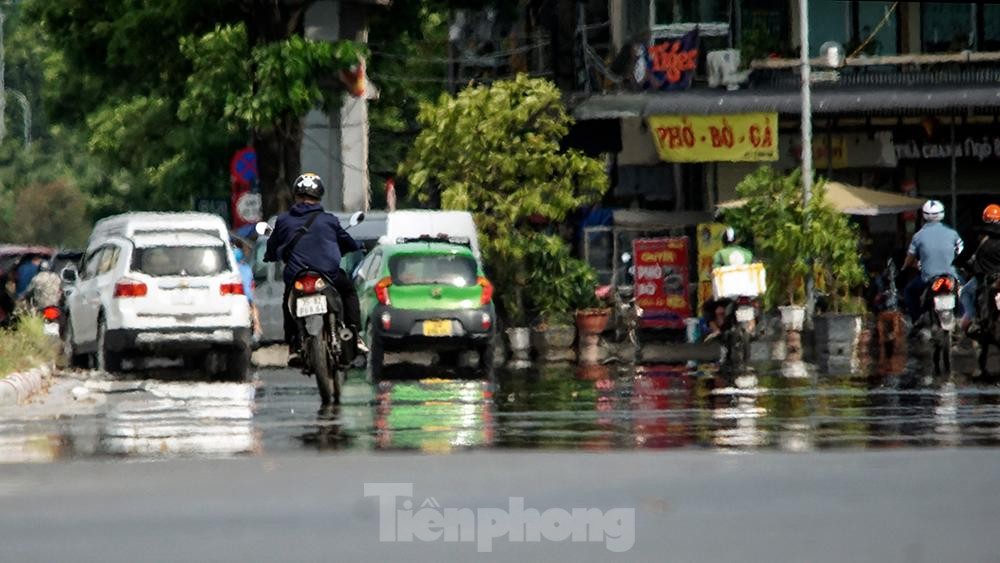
[506,327,532,363]
[814,313,863,374]
[532,324,577,363]
[576,308,611,336]
[779,305,806,331]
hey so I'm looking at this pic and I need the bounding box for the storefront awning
[716,181,925,216]
[573,84,1000,119]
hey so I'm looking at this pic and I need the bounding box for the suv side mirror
[348,211,365,227]
[60,267,78,284]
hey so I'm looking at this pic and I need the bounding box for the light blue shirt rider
[907,222,964,282]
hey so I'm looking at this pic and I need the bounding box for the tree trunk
[242,0,310,217]
[254,114,303,217]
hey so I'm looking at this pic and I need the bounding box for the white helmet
[723,227,736,244]
[922,199,945,222]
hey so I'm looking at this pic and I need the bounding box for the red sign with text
[633,237,692,329]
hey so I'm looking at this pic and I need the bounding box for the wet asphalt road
[4,356,1000,461]
[1,357,1000,561]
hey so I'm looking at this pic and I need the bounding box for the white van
[381,210,482,263]
[63,212,252,380]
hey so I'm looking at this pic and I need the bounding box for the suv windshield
[131,246,229,277]
[389,254,477,287]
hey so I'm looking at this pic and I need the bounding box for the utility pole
[1,7,7,145]
[799,0,815,321]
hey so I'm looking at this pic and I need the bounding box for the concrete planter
[814,313,863,374]
[506,327,532,366]
[779,305,806,331]
[531,324,577,363]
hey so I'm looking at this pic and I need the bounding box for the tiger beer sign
[648,113,779,162]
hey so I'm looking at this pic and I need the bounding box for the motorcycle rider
[713,227,753,267]
[902,199,964,324]
[263,173,363,365]
[964,204,1000,337]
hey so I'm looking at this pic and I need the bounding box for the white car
[62,213,252,380]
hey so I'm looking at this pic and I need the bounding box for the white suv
[63,213,252,380]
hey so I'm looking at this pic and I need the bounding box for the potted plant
[724,169,868,367]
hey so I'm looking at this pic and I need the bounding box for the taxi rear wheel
[366,323,384,384]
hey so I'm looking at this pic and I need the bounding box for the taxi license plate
[934,294,955,311]
[296,295,327,317]
[422,319,453,337]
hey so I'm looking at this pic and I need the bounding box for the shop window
[653,0,728,24]
[808,0,898,56]
[981,4,1000,51]
[740,0,790,59]
[922,3,973,52]
[855,1,897,55]
[809,0,851,56]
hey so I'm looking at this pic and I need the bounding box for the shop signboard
[695,223,728,310]
[633,237,691,329]
[639,29,699,91]
[648,113,778,162]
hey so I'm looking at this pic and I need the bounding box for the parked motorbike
[874,258,906,371]
[920,273,958,375]
[255,211,364,405]
[971,273,1000,378]
[596,253,642,351]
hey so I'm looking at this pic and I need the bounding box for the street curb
[0,363,52,406]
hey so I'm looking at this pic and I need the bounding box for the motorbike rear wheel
[307,335,337,405]
[725,324,750,373]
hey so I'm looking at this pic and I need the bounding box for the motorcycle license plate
[296,295,327,317]
[736,306,755,322]
[43,322,60,337]
[933,294,955,311]
[422,319,453,337]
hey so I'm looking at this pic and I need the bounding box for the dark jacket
[968,223,1000,280]
[264,203,362,284]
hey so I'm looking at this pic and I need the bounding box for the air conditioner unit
[707,49,751,90]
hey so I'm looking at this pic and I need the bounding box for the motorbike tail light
[294,274,325,294]
[220,282,244,296]
[737,296,753,305]
[42,306,60,321]
[375,276,392,305]
[113,280,148,298]
[381,311,392,330]
[477,276,494,305]
[481,312,492,330]
[931,277,955,293]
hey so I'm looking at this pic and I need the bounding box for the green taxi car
[354,237,496,380]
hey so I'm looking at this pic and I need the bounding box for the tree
[179,21,366,216]
[399,75,608,323]
[7,180,91,247]
[723,167,865,311]
[22,0,366,219]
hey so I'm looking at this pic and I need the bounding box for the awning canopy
[572,84,1000,119]
[716,181,925,216]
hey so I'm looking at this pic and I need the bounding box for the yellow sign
[648,113,779,162]
[696,223,727,309]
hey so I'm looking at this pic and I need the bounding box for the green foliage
[399,76,608,325]
[5,180,91,247]
[179,23,368,132]
[522,234,600,323]
[724,167,866,311]
[0,317,56,378]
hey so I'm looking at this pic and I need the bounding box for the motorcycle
[256,211,364,405]
[971,273,1000,378]
[710,263,765,374]
[920,273,958,376]
[717,295,758,373]
[874,258,907,372]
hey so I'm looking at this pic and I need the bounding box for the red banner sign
[633,237,692,329]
